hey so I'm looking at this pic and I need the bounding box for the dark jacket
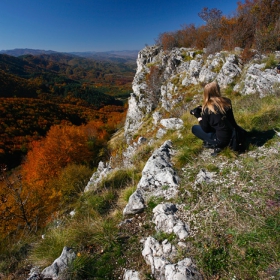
[199,104,238,146]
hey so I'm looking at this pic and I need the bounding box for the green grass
[263,54,278,69]
[180,143,280,279]
[153,231,177,243]
[0,238,32,276]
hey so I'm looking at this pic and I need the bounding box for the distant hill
[0,48,58,57]
[0,52,136,99]
[0,52,132,168]
[0,48,139,63]
[70,50,139,58]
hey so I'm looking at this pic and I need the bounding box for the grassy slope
[0,57,280,280]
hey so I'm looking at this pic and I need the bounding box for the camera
[190,105,202,117]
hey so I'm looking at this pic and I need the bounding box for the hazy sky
[0,0,239,52]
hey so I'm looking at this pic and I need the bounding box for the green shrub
[122,186,137,202]
[146,196,164,213]
[0,238,31,275]
[49,164,93,209]
[263,54,278,69]
[153,231,176,243]
[77,189,116,216]
[101,168,137,190]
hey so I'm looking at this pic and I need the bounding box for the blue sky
[0,0,239,52]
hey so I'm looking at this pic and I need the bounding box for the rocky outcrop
[84,161,113,192]
[152,203,189,240]
[156,118,184,139]
[27,247,76,280]
[142,236,177,278]
[41,247,75,279]
[123,140,179,215]
[123,269,141,280]
[122,136,148,167]
[164,258,203,280]
[122,140,195,279]
[123,189,146,215]
[32,46,280,280]
[142,236,201,280]
[124,45,280,141]
[234,63,280,97]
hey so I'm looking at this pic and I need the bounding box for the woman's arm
[200,111,214,132]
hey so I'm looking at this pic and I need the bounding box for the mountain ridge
[0,48,139,61]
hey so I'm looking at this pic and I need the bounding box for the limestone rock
[195,169,215,185]
[156,128,167,139]
[165,258,202,280]
[160,81,183,112]
[123,137,148,167]
[27,267,41,280]
[137,140,179,197]
[216,54,241,87]
[40,247,76,280]
[123,269,141,280]
[123,140,179,216]
[142,237,201,280]
[160,118,184,130]
[84,161,113,192]
[123,189,145,215]
[142,236,176,279]
[234,62,280,97]
[152,203,189,240]
[153,111,163,125]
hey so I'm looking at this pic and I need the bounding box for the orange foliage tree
[6,124,95,230]
[22,125,93,188]
[156,0,280,53]
[0,119,122,235]
[0,165,44,234]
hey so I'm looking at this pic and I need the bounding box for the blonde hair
[202,81,231,114]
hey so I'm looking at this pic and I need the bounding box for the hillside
[0,48,138,62]
[0,52,134,167]
[1,45,279,280]
[0,52,136,97]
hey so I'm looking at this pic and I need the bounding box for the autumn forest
[0,51,135,236]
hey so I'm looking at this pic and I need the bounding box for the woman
[191,81,237,156]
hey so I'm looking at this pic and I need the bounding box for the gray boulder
[123,189,145,215]
[138,140,179,195]
[234,62,280,97]
[123,269,141,280]
[123,140,179,215]
[142,236,201,280]
[41,247,76,280]
[84,161,113,192]
[152,203,189,240]
[165,258,202,280]
[160,118,184,130]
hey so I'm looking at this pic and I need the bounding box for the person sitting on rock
[190,81,238,156]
